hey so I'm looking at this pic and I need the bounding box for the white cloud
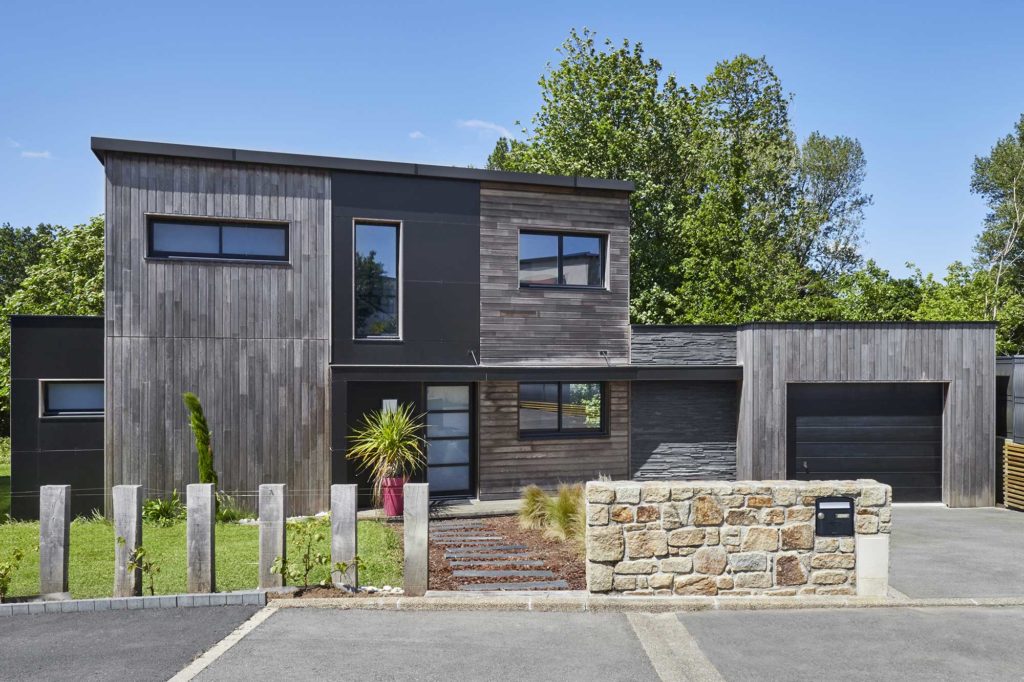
[6,137,21,148]
[20,150,52,159]
[408,130,425,140]
[457,119,512,138]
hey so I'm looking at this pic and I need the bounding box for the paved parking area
[890,505,1024,598]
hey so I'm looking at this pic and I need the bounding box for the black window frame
[518,381,607,439]
[146,216,290,262]
[39,379,104,418]
[518,230,607,289]
[353,219,402,341]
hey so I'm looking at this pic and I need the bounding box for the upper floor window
[518,382,605,437]
[41,380,103,417]
[354,221,400,339]
[148,218,288,261]
[519,231,605,288]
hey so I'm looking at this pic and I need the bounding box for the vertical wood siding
[477,381,629,499]
[479,184,631,365]
[735,323,996,507]
[104,153,330,514]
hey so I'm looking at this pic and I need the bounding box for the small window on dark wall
[519,231,604,288]
[148,218,288,261]
[518,382,605,437]
[41,380,103,417]
[354,222,400,339]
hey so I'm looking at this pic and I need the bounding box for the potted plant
[346,403,426,516]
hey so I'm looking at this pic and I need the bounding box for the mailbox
[815,496,855,537]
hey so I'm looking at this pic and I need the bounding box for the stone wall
[585,479,891,597]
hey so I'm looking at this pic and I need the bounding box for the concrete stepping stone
[429,535,503,541]
[445,546,527,556]
[453,570,555,578]
[443,552,534,560]
[447,559,547,567]
[457,580,569,591]
[431,522,485,530]
[435,540,509,546]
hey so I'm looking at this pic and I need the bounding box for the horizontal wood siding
[477,381,629,499]
[479,184,630,366]
[104,153,330,514]
[736,323,996,507]
[630,326,737,365]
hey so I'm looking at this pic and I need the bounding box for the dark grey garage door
[787,383,943,502]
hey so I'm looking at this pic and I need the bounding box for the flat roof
[90,137,635,192]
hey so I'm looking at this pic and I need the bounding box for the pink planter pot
[382,477,406,517]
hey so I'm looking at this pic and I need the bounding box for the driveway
[891,505,1024,598]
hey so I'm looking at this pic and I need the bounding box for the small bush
[519,485,550,529]
[215,492,248,523]
[0,546,27,602]
[142,490,185,527]
[545,484,585,541]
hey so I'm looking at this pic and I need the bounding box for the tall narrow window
[519,231,605,288]
[354,222,400,338]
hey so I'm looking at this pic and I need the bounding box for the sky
[2,0,1023,277]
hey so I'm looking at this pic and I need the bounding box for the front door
[424,384,475,498]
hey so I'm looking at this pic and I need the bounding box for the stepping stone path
[430,519,569,591]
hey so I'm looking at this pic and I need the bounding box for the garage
[786,383,943,502]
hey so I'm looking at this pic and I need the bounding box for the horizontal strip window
[40,380,103,417]
[148,218,289,261]
[519,231,605,288]
[518,382,605,438]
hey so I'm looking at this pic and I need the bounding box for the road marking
[168,605,278,681]
[627,613,725,682]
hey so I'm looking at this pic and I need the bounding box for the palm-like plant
[346,403,426,505]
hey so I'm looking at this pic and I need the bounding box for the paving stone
[457,580,570,591]
[445,546,528,556]
[444,552,536,560]
[447,559,547,567]
[452,570,556,578]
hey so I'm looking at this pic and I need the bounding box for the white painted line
[168,604,278,681]
[627,612,725,682]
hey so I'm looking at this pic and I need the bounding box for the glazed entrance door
[424,384,475,498]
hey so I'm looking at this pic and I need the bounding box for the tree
[183,392,217,488]
[0,223,57,303]
[829,260,921,321]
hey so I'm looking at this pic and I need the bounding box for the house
[7,137,998,519]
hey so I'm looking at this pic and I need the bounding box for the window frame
[518,230,607,290]
[517,381,607,439]
[39,379,104,418]
[352,218,403,342]
[146,215,290,263]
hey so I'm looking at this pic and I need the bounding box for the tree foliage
[183,392,217,487]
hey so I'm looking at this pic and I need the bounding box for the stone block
[615,560,657,575]
[39,485,71,595]
[587,485,615,504]
[761,508,785,525]
[811,570,849,585]
[674,575,717,596]
[814,538,839,552]
[670,485,695,501]
[786,507,815,522]
[641,484,670,502]
[613,575,637,591]
[403,483,429,597]
[816,586,855,596]
[661,503,687,530]
[719,495,744,508]
[636,505,660,523]
[667,528,704,547]
[625,530,668,558]
[610,505,635,524]
[775,555,808,586]
[660,557,693,574]
[855,511,879,534]
[693,546,727,575]
[587,561,614,592]
[331,485,359,586]
[258,484,287,590]
[772,487,798,506]
[722,528,741,547]
[781,523,814,550]
[615,485,641,504]
[704,528,720,546]
[725,509,758,526]
[734,572,772,589]
[186,483,216,594]
[588,527,625,562]
[746,495,772,508]
[648,573,674,590]
[839,537,856,553]
[741,527,779,552]
[692,496,723,526]
[860,485,888,507]
[811,553,855,569]
[727,552,767,572]
[716,576,734,590]
[587,504,609,526]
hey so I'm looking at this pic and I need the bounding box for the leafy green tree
[0,223,56,303]
[829,260,921,321]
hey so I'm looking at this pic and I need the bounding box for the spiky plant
[545,484,585,541]
[346,403,426,506]
[183,392,217,488]
[519,485,550,530]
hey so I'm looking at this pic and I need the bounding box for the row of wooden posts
[36,482,429,599]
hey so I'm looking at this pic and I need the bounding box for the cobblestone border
[0,590,266,617]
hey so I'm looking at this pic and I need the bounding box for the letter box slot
[815,496,855,537]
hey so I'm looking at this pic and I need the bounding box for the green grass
[0,436,10,520]
[2,517,402,599]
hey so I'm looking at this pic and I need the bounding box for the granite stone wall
[585,479,891,597]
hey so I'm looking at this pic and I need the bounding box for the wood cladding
[1004,441,1024,512]
[479,185,630,366]
[476,381,629,500]
[103,153,330,514]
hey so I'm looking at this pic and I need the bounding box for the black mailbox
[815,496,855,537]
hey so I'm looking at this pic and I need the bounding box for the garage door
[787,383,943,502]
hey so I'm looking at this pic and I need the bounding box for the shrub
[124,544,160,596]
[214,492,249,523]
[347,403,426,506]
[545,484,585,541]
[271,518,362,588]
[183,392,217,488]
[0,547,27,602]
[519,485,550,529]
[142,490,185,527]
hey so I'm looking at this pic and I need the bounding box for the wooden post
[113,485,143,597]
[186,483,216,593]
[39,485,71,596]
[331,484,358,587]
[403,483,429,597]
[259,484,286,589]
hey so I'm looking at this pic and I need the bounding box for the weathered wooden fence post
[259,484,286,589]
[39,485,71,596]
[113,485,143,598]
[403,483,429,597]
[331,484,358,588]
[186,483,216,593]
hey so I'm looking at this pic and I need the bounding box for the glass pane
[561,383,602,430]
[426,412,469,438]
[519,233,559,285]
[152,222,220,255]
[428,465,470,493]
[562,235,603,286]
[222,225,287,257]
[427,385,470,411]
[518,383,558,432]
[427,439,470,465]
[354,223,399,337]
[46,382,103,413]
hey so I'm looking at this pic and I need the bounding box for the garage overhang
[330,364,742,382]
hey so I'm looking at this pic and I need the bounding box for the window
[148,218,288,261]
[519,231,605,288]
[354,222,400,338]
[518,382,605,437]
[41,380,103,417]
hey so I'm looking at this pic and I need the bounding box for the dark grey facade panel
[630,326,738,366]
[331,171,482,366]
[630,381,738,481]
[10,315,105,519]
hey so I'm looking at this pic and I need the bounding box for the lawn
[0,437,10,519]
[1,517,402,599]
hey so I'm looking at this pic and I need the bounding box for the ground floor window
[518,382,605,437]
[40,379,104,417]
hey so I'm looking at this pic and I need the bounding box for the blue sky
[2,0,1023,276]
